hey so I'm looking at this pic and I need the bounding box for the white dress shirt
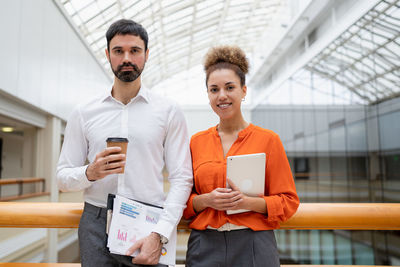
[57,87,193,240]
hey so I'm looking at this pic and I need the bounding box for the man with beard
[57,19,193,267]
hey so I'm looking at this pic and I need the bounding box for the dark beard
[112,62,143,82]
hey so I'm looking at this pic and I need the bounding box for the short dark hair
[106,19,149,51]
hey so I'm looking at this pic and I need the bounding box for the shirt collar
[137,86,150,103]
[212,123,254,139]
[100,86,150,104]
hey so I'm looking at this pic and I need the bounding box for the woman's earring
[242,97,245,102]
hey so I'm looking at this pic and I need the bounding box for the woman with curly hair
[183,46,299,267]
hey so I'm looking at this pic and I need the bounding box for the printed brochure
[106,194,176,266]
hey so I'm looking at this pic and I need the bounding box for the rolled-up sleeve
[263,134,299,223]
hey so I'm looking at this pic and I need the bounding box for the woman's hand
[193,179,267,214]
[193,187,242,213]
[226,179,247,210]
[207,187,243,210]
[227,178,267,214]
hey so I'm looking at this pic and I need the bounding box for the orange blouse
[183,123,299,231]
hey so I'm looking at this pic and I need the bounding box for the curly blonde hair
[204,45,249,86]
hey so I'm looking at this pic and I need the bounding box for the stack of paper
[107,195,177,266]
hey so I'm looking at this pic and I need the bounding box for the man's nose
[123,51,131,62]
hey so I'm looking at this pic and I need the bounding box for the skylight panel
[103,8,121,26]
[168,53,190,66]
[161,0,182,9]
[149,39,162,50]
[134,9,153,24]
[196,0,224,12]
[225,11,249,21]
[259,1,281,9]
[85,13,106,31]
[384,76,400,90]
[58,0,294,105]
[176,5,195,19]
[78,2,100,22]
[163,15,192,32]
[163,6,194,24]
[146,22,158,36]
[133,1,152,12]
[377,77,395,91]
[222,17,243,28]
[96,0,115,10]
[230,0,252,6]
[71,14,83,27]
[123,5,140,19]
[228,4,251,13]
[194,13,220,28]
[70,0,91,12]
[192,39,212,52]
[63,2,75,15]
[165,37,191,52]
[94,38,107,51]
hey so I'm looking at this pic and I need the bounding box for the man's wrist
[85,165,94,181]
[152,232,168,244]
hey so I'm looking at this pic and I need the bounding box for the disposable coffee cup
[106,137,128,173]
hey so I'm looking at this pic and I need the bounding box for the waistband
[207,222,249,232]
[83,202,108,218]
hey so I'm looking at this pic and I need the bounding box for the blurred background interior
[0,0,399,265]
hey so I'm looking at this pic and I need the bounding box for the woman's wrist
[244,195,267,214]
[193,193,209,213]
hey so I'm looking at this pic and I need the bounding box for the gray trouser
[186,229,280,267]
[78,202,167,267]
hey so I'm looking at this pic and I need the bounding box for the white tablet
[226,153,266,214]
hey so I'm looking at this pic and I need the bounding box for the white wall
[0,0,111,121]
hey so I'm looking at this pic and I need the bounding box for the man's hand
[86,147,126,181]
[126,232,162,265]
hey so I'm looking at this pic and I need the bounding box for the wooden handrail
[0,203,399,230]
[293,172,400,178]
[0,202,83,228]
[0,192,50,201]
[0,177,45,185]
[283,203,400,230]
[0,177,46,201]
